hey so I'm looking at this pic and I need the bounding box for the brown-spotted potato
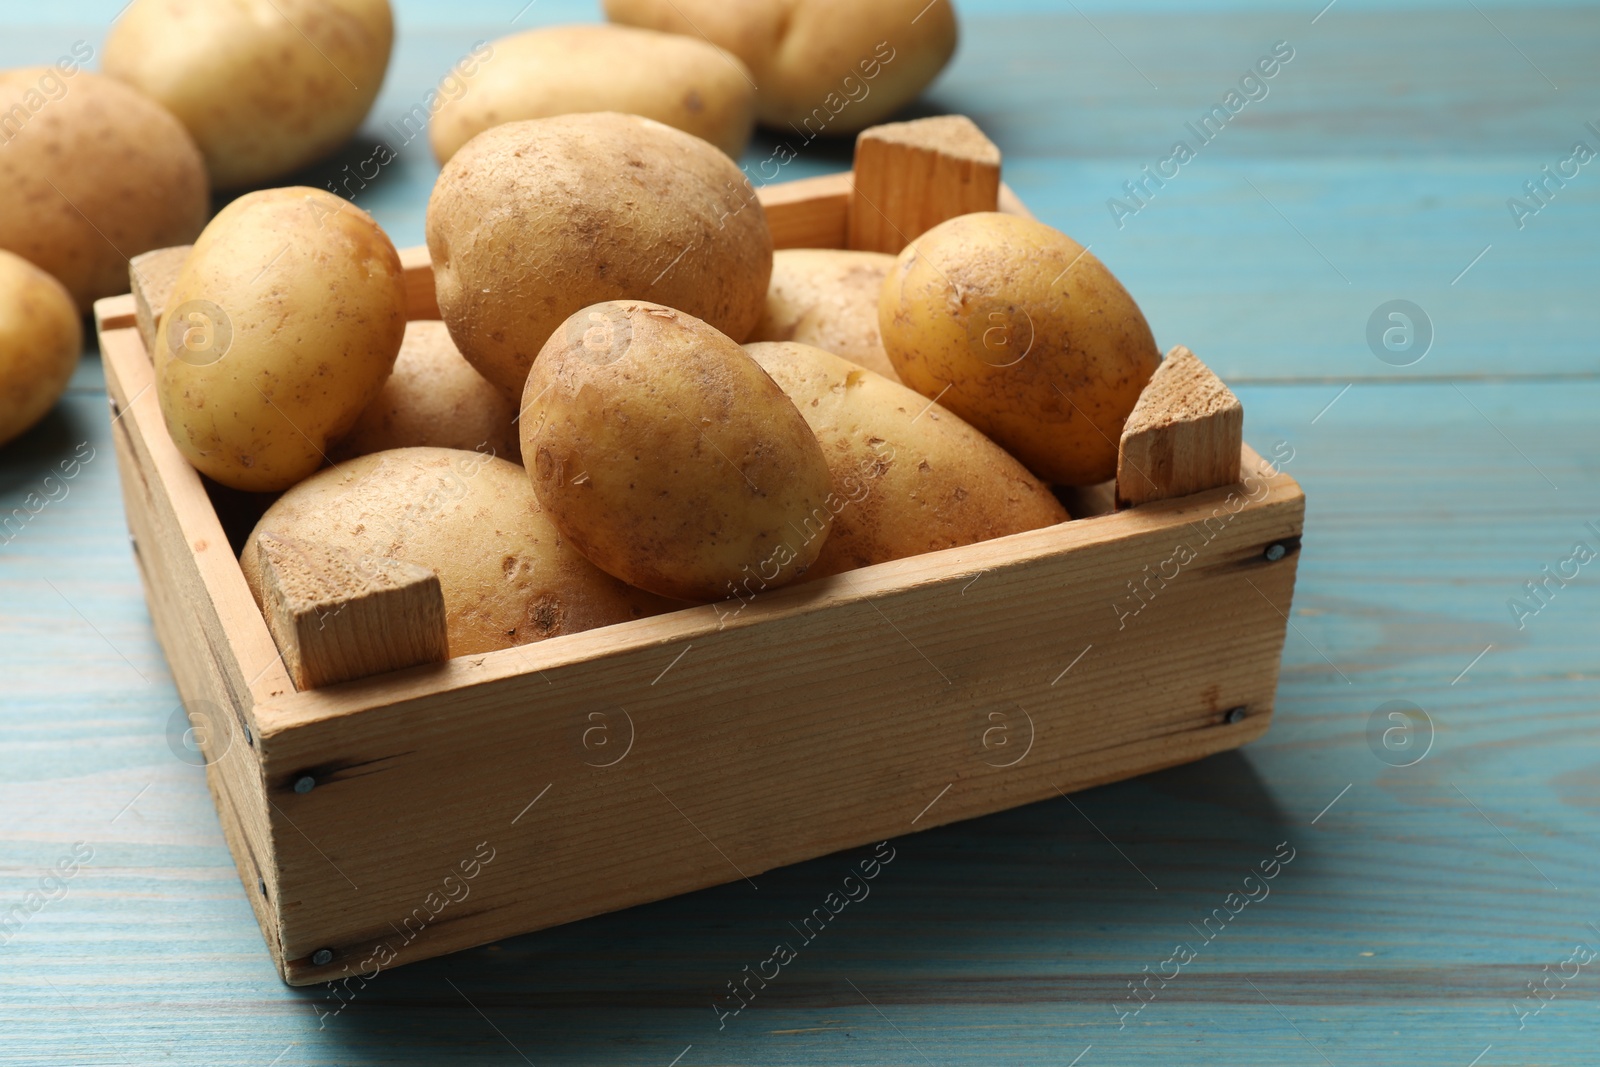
[156,188,406,492]
[0,251,81,448]
[104,0,394,188]
[879,212,1161,486]
[520,301,833,604]
[751,249,900,381]
[430,25,755,163]
[745,342,1068,578]
[241,448,671,656]
[604,0,958,134]
[427,113,772,397]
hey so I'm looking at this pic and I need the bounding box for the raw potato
[428,113,772,397]
[0,68,207,312]
[880,213,1161,486]
[0,251,82,448]
[104,0,394,189]
[745,342,1068,578]
[604,0,957,133]
[156,188,406,492]
[521,301,833,603]
[240,449,670,656]
[430,25,756,164]
[751,249,899,382]
[331,321,519,463]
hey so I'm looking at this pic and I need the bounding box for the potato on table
[0,251,81,449]
[430,25,755,163]
[0,69,207,312]
[746,342,1068,578]
[241,448,670,657]
[521,301,833,604]
[104,0,394,189]
[879,212,1161,486]
[331,321,519,463]
[751,249,900,382]
[428,112,773,398]
[156,188,406,493]
[604,0,958,134]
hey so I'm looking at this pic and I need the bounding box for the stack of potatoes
[1,0,1164,664]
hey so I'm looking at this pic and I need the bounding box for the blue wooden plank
[3,3,1599,1066]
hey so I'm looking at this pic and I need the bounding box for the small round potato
[0,68,207,312]
[428,113,773,397]
[156,188,406,492]
[241,448,671,656]
[0,251,82,448]
[880,213,1161,486]
[751,249,899,382]
[331,321,519,463]
[604,0,957,133]
[104,0,394,189]
[746,342,1068,578]
[430,25,756,164]
[520,301,833,603]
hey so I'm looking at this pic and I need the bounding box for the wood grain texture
[128,245,189,356]
[1117,346,1243,507]
[4,4,1599,1066]
[255,534,447,690]
[847,115,1002,253]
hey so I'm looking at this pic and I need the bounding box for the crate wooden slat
[95,125,1305,986]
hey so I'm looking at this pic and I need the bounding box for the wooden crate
[93,117,1305,987]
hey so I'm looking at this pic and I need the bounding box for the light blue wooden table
[3,2,1598,1064]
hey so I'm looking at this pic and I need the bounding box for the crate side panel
[258,477,1303,984]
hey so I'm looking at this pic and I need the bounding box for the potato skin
[331,321,519,463]
[751,249,900,382]
[880,213,1160,486]
[240,448,670,656]
[0,251,82,449]
[156,188,406,492]
[604,0,957,133]
[429,113,772,398]
[0,68,207,312]
[104,0,393,189]
[746,342,1068,578]
[520,301,833,603]
[430,25,756,164]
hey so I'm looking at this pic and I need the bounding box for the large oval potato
[331,321,519,463]
[104,0,393,189]
[428,113,772,398]
[746,342,1068,578]
[521,301,833,603]
[156,188,406,492]
[880,213,1161,486]
[241,448,671,656]
[0,251,82,449]
[0,68,207,312]
[430,25,755,164]
[751,249,899,381]
[604,0,957,133]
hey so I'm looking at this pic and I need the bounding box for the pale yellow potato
[156,188,406,492]
[0,251,82,449]
[880,213,1160,486]
[751,249,899,382]
[0,68,207,312]
[428,113,772,397]
[604,0,957,133]
[104,0,394,189]
[331,321,519,463]
[745,342,1068,578]
[241,448,671,656]
[429,25,755,164]
[520,301,833,603]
